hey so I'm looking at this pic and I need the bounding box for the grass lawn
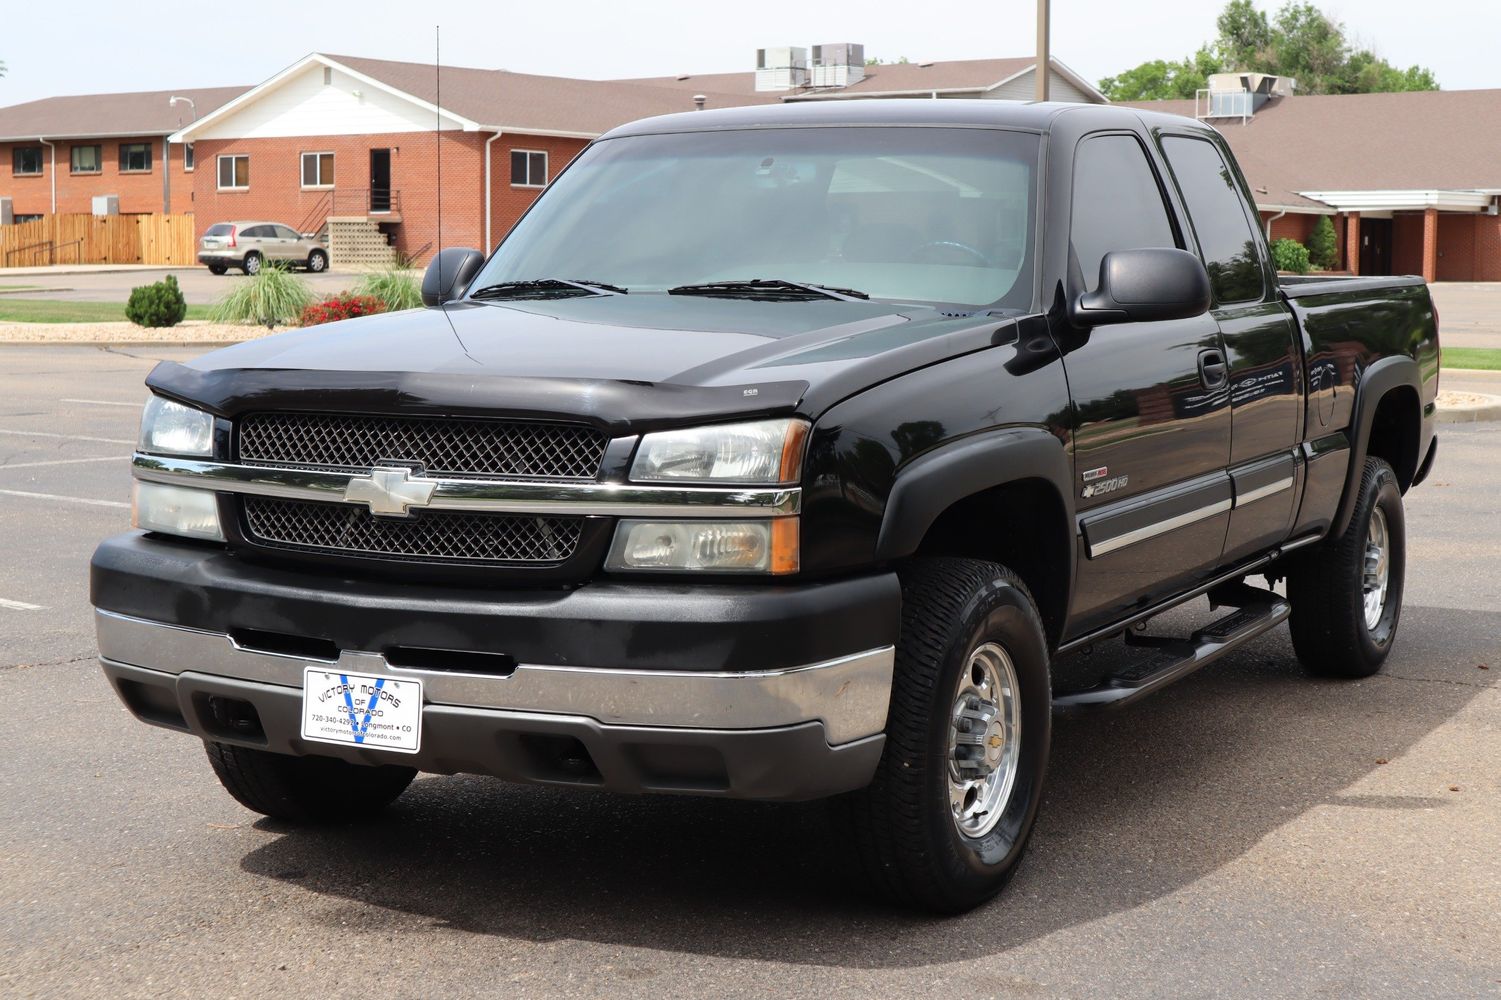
[1441,347,1501,371]
[0,299,213,324]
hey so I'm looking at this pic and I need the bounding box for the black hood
[150,295,1020,433]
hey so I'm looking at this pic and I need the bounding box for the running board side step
[1052,588,1290,713]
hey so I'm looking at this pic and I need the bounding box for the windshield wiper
[469,278,627,300]
[668,278,869,302]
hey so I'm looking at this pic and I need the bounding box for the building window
[300,151,334,188]
[70,144,102,174]
[14,213,44,223]
[510,149,547,187]
[184,143,195,172]
[323,66,333,86]
[12,146,44,176]
[119,142,152,173]
[217,154,249,190]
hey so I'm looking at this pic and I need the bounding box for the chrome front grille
[238,412,606,481]
[242,496,583,564]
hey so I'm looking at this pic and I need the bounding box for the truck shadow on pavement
[238,604,1498,968]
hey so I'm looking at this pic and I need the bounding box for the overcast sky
[1,0,1495,106]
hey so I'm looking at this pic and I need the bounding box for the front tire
[204,741,416,824]
[1287,456,1406,677]
[836,558,1052,912]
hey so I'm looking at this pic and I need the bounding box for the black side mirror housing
[1070,248,1212,326]
[421,248,487,307]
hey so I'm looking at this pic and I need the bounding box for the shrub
[209,263,315,328]
[354,268,423,312]
[300,293,388,327]
[1307,215,1339,270]
[125,274,188,328]
[1271,237,1311,274]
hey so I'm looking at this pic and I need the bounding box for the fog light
[132,481,224,541]
[605,519,798,574]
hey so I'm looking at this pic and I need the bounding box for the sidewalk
[0,263,182,277]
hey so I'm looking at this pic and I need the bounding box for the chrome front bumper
[96,609,894,800]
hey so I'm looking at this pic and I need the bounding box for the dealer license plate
[301,667,423,754]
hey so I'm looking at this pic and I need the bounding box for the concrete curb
[1437,391,1501,424]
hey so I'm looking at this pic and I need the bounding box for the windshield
[473,127,1040,311]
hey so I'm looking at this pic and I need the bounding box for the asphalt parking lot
[2,266,353,305]
[1,345,1498,999]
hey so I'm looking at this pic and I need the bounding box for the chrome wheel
[1362,506,1390,631]
[948,641,1021,839]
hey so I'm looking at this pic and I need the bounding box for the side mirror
[1070,248,1212,326]
[421,247,486,307]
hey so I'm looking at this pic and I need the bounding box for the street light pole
[1035,0,1051,102]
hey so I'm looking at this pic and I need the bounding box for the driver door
[1055,132,1233,635]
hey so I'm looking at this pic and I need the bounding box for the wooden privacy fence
[0,214,197,268]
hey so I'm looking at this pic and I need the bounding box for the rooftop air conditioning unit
[755,46,809,91]
[810,42,866,88]
[92,195,120,216]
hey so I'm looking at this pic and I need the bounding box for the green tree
[1099,46,1222,101]
[1098,1,1438,100]
[1306,215,1338,269]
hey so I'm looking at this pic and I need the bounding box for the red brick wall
[187,131,591,265]
[191,131,492,263]
[1265,212,1317,244]
[1432,213,1501,282]
[1391,212,1424,277]
[486,135,589,251]
[0,136,193,216]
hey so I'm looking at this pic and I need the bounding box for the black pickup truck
[92,100,1438,912]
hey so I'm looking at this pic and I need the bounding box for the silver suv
[199,221,328,275]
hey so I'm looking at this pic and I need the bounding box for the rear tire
[207,264,227,275]
[835,558,1052,913]
[306,249,327,273]
[1286,456,1406,678]
[241,252,262,276]
[204,741,416,824]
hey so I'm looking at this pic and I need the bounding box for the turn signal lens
[132,481,224,541]
[606,518,799,574]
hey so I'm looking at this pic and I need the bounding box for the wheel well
[1365,385,1420,491]
[910,479,1070,648]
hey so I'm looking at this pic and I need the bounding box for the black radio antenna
[435,25,443,273]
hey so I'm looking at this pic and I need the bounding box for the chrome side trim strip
[1235,476,1294,507]
[132,454,801,518]
[1087,498,1232,558]
[95,610,891,744]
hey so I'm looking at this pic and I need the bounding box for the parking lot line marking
[61,398,143,409]
[0,597,46,612]
[0,456,126,470]
[0,428,134,445]
[0,487,128,509]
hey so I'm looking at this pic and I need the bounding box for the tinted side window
[1161,137,1265,304]
[242,226,271,238]
[275,226,300,240]
[1070,134,1178,292]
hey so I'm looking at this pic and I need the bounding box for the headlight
[132,481,225,541]
[138,395,214,457]
[630,418,809,484]
[606,519,799,574]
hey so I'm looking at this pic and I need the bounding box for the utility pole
[1035,0,1051,102]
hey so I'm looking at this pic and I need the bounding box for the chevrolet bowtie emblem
[344,466,437,517]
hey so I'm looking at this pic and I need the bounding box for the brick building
[0,87,246,221]
[164,51,1102,266]
[1130,81,1501,281]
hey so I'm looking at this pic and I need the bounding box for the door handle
[1198,349,1229,390]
